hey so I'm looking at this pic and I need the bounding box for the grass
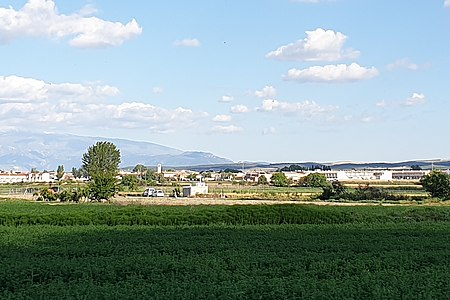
[1,201,450,299]
[1,200,450,226]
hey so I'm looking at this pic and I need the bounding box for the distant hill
[183,160,450,172]
[0,130,233,171]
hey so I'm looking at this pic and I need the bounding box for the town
[0,164,436,185]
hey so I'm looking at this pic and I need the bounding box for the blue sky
[1,0,450,163]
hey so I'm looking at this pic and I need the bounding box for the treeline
[279,164,332,172]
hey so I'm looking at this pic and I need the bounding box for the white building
[28,172,52,182]
[317,170,430,181]
[0,172,28,183]
[183,182,209,197]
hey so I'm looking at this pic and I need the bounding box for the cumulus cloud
[230,104,250,113]
[173,38,201,47]
[0,75,119,102]
[258,99,337,117]
[445,0,450,8]
[220,95,234,103]
[212,114,232,122]
[0,75,208,134]
[284,63,379,83]
[266,28,359,62]
[404,93,426,106]
[387,58,420,71]
[211,125,243,134]
[254,86,277,99]
[0,100,208,134]
[0,0,142,48]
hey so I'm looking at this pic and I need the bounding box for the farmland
[1,201,450,299]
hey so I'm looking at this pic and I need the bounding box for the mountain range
[1,130,449,173]
[0,130,233,171]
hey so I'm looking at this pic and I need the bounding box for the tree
[257,175,269,185]
[81,141,121,201]
[71,167,86,179]
[121,174,139,191]
[145,169,158,184]
[320,181,347,200]
[420,170,450,199]
[133,164,147,180]
[271,172,288,187]
[301,173,328,187]
[56,165,65,181]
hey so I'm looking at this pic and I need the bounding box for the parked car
[142,187,156,197]
[153,190,165,197]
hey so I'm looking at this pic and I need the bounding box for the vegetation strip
[2,223,450,299]
[2,201,450,299]
[2,201,450,226]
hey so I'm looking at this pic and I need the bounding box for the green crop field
[1,200,450,299]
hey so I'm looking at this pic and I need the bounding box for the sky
[1,0,450,163]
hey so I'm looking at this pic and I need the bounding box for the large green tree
[301,173,328,188]
[420,171,450,199]
[271,172,288,187]
[82,141,121,201]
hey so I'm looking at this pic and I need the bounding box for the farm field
[1,201,450,299]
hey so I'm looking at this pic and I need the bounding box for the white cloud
[445,0,450,8]
[404,93,426,106]
[387,58,420,71]
[254,86,277,99]
[230,104,250,113]
[284,63,379,83]
[0,74,210,134]
[262,127,277,135]
[152,87,164,94]
[77,4,98,17]
[0,100,208,134]
[266,28,359,62]
[220,95,234,103]
[212,125,243,134]
[0,0,142,48]
[258,99,337,117]
[375,100,386,108]
[173,38,201,47]
[212,114,232,122]
[0,75,119,102]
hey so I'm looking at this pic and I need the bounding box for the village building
[182,182,209,197]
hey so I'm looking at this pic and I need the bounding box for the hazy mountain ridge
[0,131,233,171]
[183,160,450,172]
